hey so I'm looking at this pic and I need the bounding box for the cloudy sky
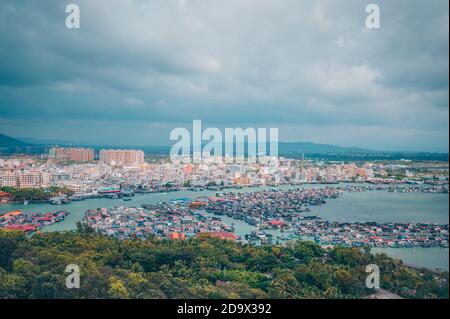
[0,0,448,151]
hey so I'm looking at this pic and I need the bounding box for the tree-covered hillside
[0,226,447,299]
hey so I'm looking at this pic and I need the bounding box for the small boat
[23,200,29,205]
[123,198,132,201]
[49,198,62,205]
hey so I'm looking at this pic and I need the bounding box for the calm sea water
[1,185,448,270]
[371,247,449,271]
[314,191,449,224]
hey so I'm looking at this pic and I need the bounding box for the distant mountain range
[19,137,77,146]
[1,133,448,162]
[278,142,372,154]
[0,133,32,147]
[1,133,371,153]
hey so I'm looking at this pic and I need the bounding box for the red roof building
[168,232,186,240]
[197,231,239,241]
[269,220,286,227]
[0,191,12,203]
[4,224,37,233]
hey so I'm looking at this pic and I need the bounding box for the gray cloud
[0,0,448,151]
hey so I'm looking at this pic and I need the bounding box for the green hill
[0,133,31,147]
[0,229,447,299]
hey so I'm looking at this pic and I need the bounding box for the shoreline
[1,180,448,205]
[1,184,448,271]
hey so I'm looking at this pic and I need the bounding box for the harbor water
[1,185,448,270]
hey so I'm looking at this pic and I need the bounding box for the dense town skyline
[0,0,448,152]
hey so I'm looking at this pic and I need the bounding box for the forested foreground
[0,227,448,299]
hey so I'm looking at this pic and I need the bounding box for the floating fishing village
[0,210,69,233]
[335,184,448,194]
[82,204,237,241]
[1,183,448,249]
[203,188,449,248]
[66,185,449,249]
